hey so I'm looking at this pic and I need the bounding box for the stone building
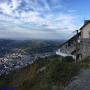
[56,20,90,60]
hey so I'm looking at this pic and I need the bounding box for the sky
[0,0,90,40]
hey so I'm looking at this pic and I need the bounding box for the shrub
[63,56,75,63]
[43,59,80,87]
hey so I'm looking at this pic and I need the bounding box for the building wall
[59,22,90,60]
[60,38,77,55]
[81,23,90,38]
[60,43,68,53]
[80,23,90,59]
[80,39,90,59]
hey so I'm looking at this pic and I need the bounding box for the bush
[63,56,75,63]
[44,59,80,86]
[0,56,80,90]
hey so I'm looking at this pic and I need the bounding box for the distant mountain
[0,39,65,57]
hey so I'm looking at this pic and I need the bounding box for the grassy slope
[0,56,80,90]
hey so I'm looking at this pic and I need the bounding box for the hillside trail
[68,69,90,90]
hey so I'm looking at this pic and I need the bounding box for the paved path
[68,69,90,90]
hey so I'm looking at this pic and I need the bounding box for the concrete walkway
[68,69,90,90]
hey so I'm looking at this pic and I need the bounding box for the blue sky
[0,0,89,40]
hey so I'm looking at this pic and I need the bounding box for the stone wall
[80,39,90,59]
[60,41,76,55]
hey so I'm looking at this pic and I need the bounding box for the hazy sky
[0,0,89,40]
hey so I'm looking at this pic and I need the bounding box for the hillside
[0,56,80,90]
[0,39,64,57]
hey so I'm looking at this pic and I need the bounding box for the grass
[0,56,80,90]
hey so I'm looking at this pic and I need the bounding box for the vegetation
[0,56,80,90]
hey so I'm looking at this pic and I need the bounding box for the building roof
[80,20,90,30]
[59,32,81,48]
[59,20,90,48]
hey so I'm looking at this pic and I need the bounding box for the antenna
[84,17,85,21]
[83,17,86,24]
